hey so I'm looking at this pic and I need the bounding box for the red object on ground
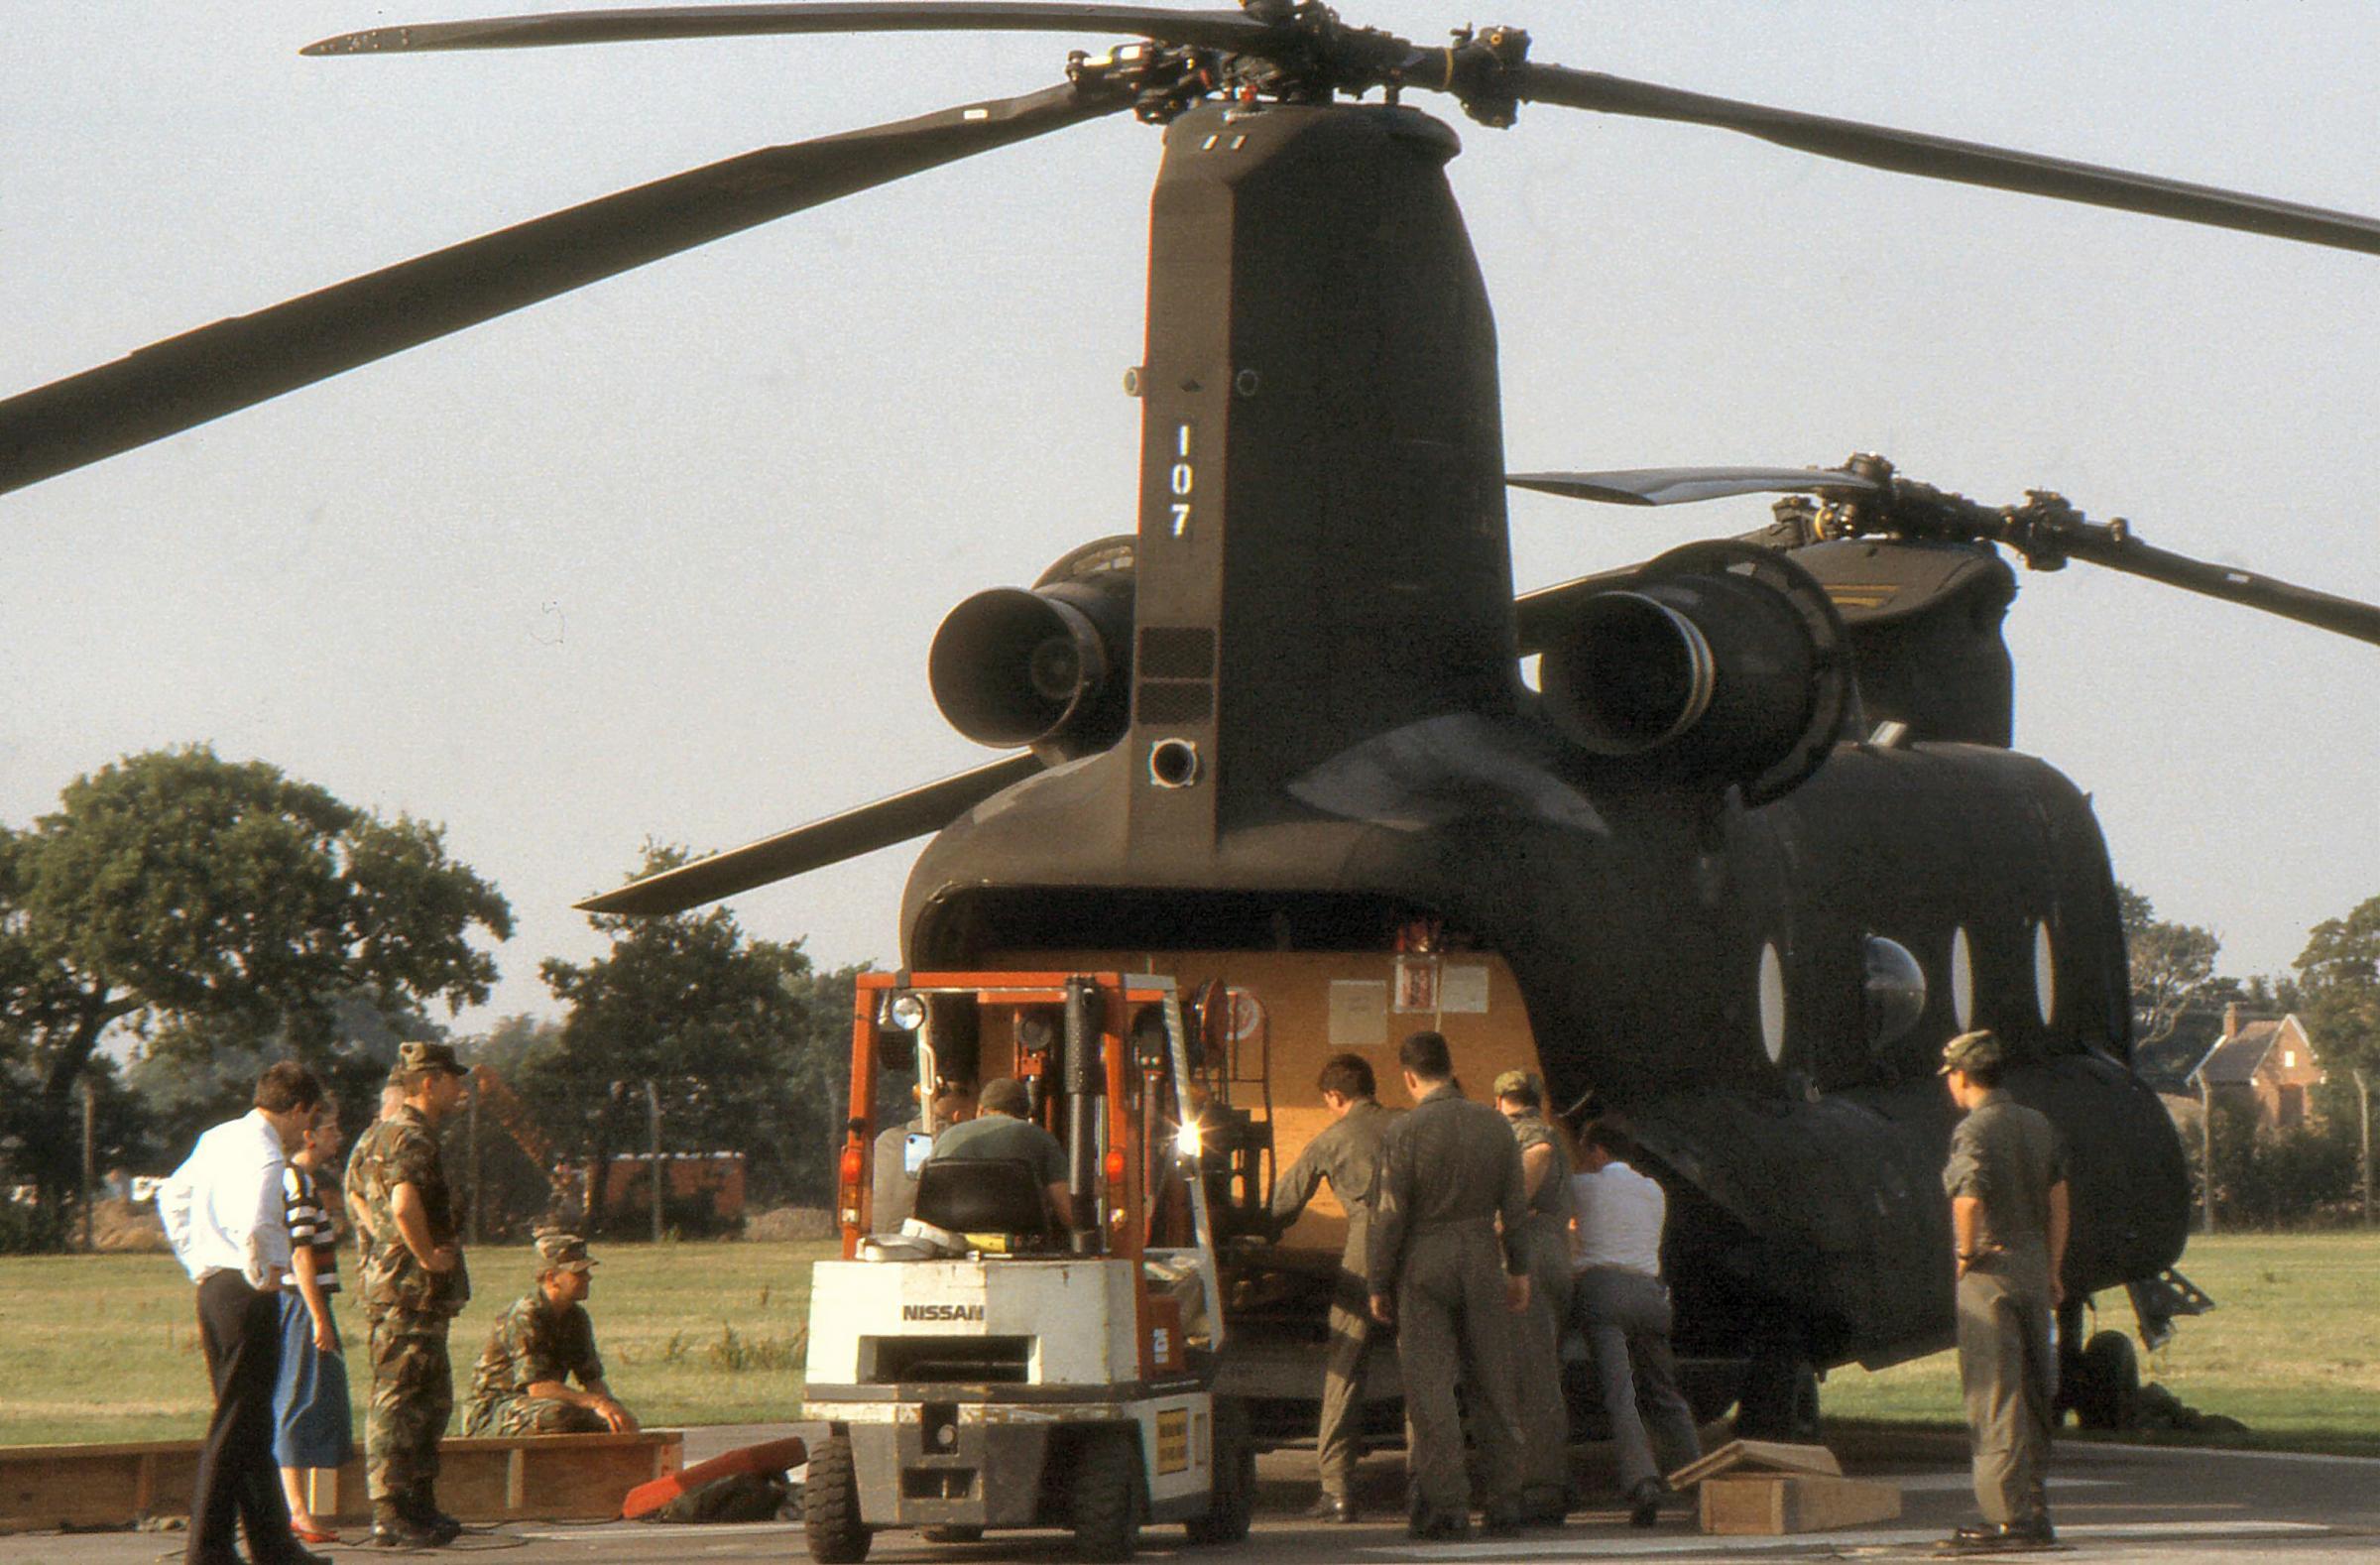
[620,1434,809,1520]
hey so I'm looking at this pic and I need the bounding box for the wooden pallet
[0,1429,680,1534]
[1672,1438,1901,1536]
[1700,1472,1903,1534]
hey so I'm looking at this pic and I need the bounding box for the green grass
[1820,1231,2380,1455]
[0,1239,838,1447]
[8,1232,2380,1453]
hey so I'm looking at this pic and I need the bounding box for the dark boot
[368,1504,447,1549]
[402,1491,464,1542]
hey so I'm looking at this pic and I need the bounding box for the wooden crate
[1700,1473,1902,1535]
[1,1430,680,1534]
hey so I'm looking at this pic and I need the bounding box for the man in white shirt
[158,1061,328,1565]
[1569,1120,1701,1528]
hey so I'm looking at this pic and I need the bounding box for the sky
[5,1,2378,1032]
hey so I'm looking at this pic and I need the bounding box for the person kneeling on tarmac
[463,1233,639,1436]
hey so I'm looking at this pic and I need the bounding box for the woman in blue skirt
[274,1101,353,1543]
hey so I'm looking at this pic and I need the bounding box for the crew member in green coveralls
[347,1040,472,1550]
[1494,1068,1576,1524]
[464,1233,639,1436]
[1938,1028,2071,1555]
[1268,1051,1397,1523]
[926,1076,1075,1227]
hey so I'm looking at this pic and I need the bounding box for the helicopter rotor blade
[1507,466,1881,508]
[1509,63,2380,258]
[1510,458,2380,651]
[309,2,1275,54]
[0,78,1127,498]
[1997,507,2380,650]
[578,752,1044,915]
[305,2,1271,55]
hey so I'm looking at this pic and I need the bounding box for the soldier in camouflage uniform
[1268,1052,1397,1522]
[347,1040,472,1549]
[1494,1069,1577,1523]
[464,1233,638,1436]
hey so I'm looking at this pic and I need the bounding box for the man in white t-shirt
[1569,1120,1701,1527]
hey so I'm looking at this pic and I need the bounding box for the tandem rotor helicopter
[9,3,2380,1436]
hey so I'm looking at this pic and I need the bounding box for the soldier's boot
[368,1502,447,1550]
[401,1489,464,1542]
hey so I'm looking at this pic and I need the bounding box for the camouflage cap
[1939,1029,2003,1076]
[535,1231,598,1272]
[397,1039,469,1078]
[1490,1069,1539,1101]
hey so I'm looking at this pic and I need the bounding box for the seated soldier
[463,1232,638,1436]
[927,1076,1075,1228]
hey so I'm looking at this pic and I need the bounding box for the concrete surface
[10,1423,2379,1564]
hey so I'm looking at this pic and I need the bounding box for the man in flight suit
[1268,1052,1396,1521]
[1939,1029,2071,1553]
[1494,1069,1576,1523]
[1367,1031,1532,1540]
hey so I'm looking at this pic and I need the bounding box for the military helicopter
[8,3,2380,1438]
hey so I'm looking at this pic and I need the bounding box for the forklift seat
[912,1156,1056,1239]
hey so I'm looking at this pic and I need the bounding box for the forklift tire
[802,1434,870,1563]
[1184,1398,1254,1544]
[1069,1427,1143,1563]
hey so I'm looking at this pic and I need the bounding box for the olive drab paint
[894,99,2187,1384]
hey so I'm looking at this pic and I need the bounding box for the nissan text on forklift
[801,971,1253,1562]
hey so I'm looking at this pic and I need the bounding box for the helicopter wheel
[2068,1330,2141,1431]
[1732,1357,1821,1442]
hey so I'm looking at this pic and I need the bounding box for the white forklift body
[801,973,1250,1563]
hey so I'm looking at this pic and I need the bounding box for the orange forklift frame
[835,970,1203,1383]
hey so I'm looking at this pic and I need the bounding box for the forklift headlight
[1016,1008,1059,1052]
[886,991,929,1032]
[1176,1118,1204,1159]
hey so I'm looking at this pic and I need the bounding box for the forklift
[801,971,1254,1562]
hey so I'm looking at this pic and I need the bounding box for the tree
[535,845,861,1233]
[0,1053,152,1253]
[128,989,448,1170]
[2238,972,2305,1014]
[2296,897,2380,1224]
[2117,882,2221,1049]
[0,747,512,1218]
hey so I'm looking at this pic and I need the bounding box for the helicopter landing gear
[1732,1356,1822,1442]
[2055,1296,2143,1430]
[2061,1329,2142,1431]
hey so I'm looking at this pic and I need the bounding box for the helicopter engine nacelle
[1539,541,1852,805]
[928,540,1135,763]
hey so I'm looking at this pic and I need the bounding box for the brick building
[2186,1006,2325,1130]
